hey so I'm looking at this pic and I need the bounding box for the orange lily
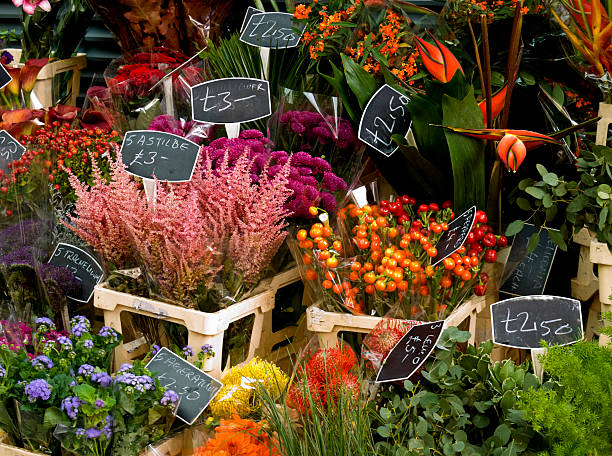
[479,86,508,126]
[497,134,527,172]
[413,32,464,83]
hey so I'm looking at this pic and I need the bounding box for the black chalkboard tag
[431,206,476,266]
[490,295,583,349]
[146,347,223,425]
[119,131,200,182]
[240,6,261,33]
[48,243,105,303]
[240,11,305,48]
[0,130,26,174]
[500,223,558,296]
[0,66,11,90]
[358,84,411,157]
[191,78,272,124]
[376,320,444,383]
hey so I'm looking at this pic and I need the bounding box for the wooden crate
[2,49,87,108]
[306,294,487,348]
[94,267,304,378]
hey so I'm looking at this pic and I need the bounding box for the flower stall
[0,0,611,455]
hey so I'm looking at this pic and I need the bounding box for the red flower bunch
[287,342,360,414]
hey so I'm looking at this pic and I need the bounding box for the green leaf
[454,430,468,442]
[518,178,535,191]
[319,61,358,124]
[377,425,391,438]
[473,414,490,428]
[453,441,466,452]
[546,205,558,222]
[567,195,587,213]
[554,182,568,196]
[516,197,531,211]
[442,87,486,213]
[491,71,505,86]
[546,228,567,251]
[600,206,609,230]
[519,71,536,85]
[543,173,559,186]
[495,424,512,445]
[416,419,428,436]
[542,194,553,208]
[73,384,96,404]
[552,84,565,106]
[380,407,391,420]
[43,407,69,428]
[527,232,540,253]
[536,164,548,177]
[341,54,378,109]
[506,220,524,236]
[526,186,546,199]
[474,401,493,413]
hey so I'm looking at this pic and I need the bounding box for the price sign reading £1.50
[358,84,411,157]
[190,78,272,124]
[146,348,223,425]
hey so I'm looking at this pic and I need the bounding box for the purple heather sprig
[35,317,55,332]
[24,379,52,402]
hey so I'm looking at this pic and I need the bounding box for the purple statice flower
[0,365,5,377]
[103,414,113,439]
[201,344,214,357]
[0,51,13,65]
[94,399,105,409]
[91,372,112,388]
[77,364,95,378]
[0,219,51,257]
[71,323,89,338]
[97,326,118,343]
[31,355,53,370]
[117,363,133,373]
[61,396,83,420]
[83,339,94,349]
[57,336,73,350]
[24,379,52,402]
[85,428,102,439]
[76,428,86,437]
[0,245,42,268]
[161,390,179,406]
[35,317,55,331]
[182,346,193,357]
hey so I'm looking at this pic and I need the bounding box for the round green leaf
[505,220,524,236]
[473,414,490,428]
[454,430,468,442]
[543,172,559,186]
[526,187,546,199]
[494,424,511,445]
[536,164,548,177]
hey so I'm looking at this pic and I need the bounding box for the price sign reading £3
[146,348,223,425]
[358,84,411,157]
[190,78,272,124]
[376,321,445,383]
[120,131,200,182]
[0,130,26,174]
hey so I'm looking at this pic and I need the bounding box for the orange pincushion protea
[193,416,280,456]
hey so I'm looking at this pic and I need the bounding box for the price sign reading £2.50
[146,348,223,425]
[240,11,305,48]
[358,84,412,157]
[190,78,272,124]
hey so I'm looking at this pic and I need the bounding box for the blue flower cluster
[91,372,112,388]
[77,364,95,378]
[34,317,55,331]
[83,339,94,349]
[71,323,89,338]
[24,379,52,402]
[0,365,5,377]
[61,396,83,420]
[57,336,73,350]
[31,355,54,370]
[117,363,133,373]
[98,326,118,342]
[201,344,215,357]
[160,389,179,406]
[94,399,105,408]
[115,373,154,393]
[182,346,193,357]
[75,415,113,440]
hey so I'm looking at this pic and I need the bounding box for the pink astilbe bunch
[65,144,138,269]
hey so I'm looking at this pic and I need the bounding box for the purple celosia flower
[57,336,73,350]
[97,326,118,342]
[83,339,94,349]
[94,399,105,408]
[182,346,193,357]
[61,396,83,420]
[24,379,51,402]
[161,390,179,406]
[77,364,95,378]
[71,323,89,338]
[31,355,53,370]
[85,428,102,439]
[91,372,112,388]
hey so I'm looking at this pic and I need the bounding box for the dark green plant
[506,143,612,251]
[518,340,612,456]
[373,327,544,455]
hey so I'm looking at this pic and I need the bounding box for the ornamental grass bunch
[293,199,506,319]
[67,143,293,309]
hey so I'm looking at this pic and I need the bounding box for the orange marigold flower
[520,6,529,13]
[294,4,312,20]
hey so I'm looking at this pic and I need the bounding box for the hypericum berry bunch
[295,198,506,319]
[287,342,359,414]
[0,122,119,215]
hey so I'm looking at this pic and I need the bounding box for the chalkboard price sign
[0,66,11,90]
[376,321,444,383]
[431,206,476,266]
[358,84,411,157]
[191,78,272,124]
[240,11,304,48]
[48,243,104,303]
[500,223,558,296]
[120,131,200,182]
[491,295,583,349]
[0,130,26,174]
[146,347,223,425]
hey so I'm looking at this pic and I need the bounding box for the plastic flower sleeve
[16,400,56,453]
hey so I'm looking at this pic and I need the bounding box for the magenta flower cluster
[279,111,356,150]
[202,130,347,218]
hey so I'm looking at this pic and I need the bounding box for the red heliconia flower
[497,134,527,172]
[413,32,464,83]
[479,86,508,126]
[20,59,49,93]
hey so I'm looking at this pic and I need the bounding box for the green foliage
[518,341,612,456]
[509,144,612,251]
[373,327,544,455]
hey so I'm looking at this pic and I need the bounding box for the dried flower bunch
[66,142,293,308]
